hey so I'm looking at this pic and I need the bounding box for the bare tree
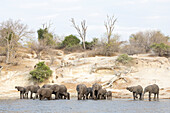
[130,30,169,53]
[0,19,33,64]
[31,41,46,60]
[71,18,87,49]
[104,15,117,44]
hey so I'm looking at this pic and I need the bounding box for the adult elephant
[42,84,60,99]
[143,84,159,101]
[92,83,102,100]
[86,87,93,99]
[126,85,143,100]
[76,84,87,100]
[58,85,70,100]
[15,86,26,99]
[25,85,40,99]
[98,88,107,99]
[34,88,53,100]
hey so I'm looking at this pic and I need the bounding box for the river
[0,98,169,113]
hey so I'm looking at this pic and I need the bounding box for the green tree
[30,62,52,83]
[151,43,170,56]
[62,35,80,47]
[37,26,55,46]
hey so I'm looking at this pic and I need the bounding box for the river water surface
[0,98,169,113]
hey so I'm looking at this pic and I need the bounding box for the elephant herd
[76,83,112,100]
[126,84,159,101]
[15,84,70,100]
[15,83,159,101]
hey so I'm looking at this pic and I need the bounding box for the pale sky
[0,0,170,41]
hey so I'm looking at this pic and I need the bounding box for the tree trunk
[82,38,86,49]
[6,40,10,64]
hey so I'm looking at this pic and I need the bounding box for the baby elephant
[15,86,26,99]
[126,85,143,100]
[35,88,53,100]
[143,84,159,101]
[98,89,107,99]
[106,91,112,100]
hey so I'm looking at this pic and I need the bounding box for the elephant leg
[86,94,89,100]
[149,92,151,101]
[157,92,159,101]
[39,95,42,100]
[133,92,136,100]
[139,93,142,100]
[55,92,59,99]
[83,94,86,100]
[41,96,45,100]
[92,91,96,100]
[30,92,33,99]
[104,95,106,99]
[154,93,156,101]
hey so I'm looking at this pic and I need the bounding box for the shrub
[64,44,83,52]
[116,54,132,64]
[151,43,170,56]
[30,62,52,83]
[62,35,80,47]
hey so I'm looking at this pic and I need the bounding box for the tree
[62,35,80,47]
[71,18,87,49]
[37,23,55,46]
[130,30,169,53]
[30,62,52,83]
[151,43,170,56]
[30,41,46,60]
[104,15,117,44]
[0,19,33,64]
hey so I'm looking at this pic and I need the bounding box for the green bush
[30,62,52,83]
[62,35,80,47]
[151,43,170,56]
[116,54,132,64]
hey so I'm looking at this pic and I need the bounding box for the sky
[0,0,170,41]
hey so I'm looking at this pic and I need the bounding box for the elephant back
[92,83,102,91]
[76,84,87,93]
[59,85,67,94]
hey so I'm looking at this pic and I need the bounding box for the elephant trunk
[142,90,146,100]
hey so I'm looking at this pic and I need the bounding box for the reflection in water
[0,98,169,113]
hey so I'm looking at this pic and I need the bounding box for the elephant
[126,85,143,100]
[58,85,70,100]
[106,91,112,100]
[143,84,159,101]
[98,88,107,99]
[86,87,93,99]
[42,84,60,99]
[25,85,40,99]
[92,83,102,100]
[34,88,53,100]
[15,86,26,99]
[76,84,87,100]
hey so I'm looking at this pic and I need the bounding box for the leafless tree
[130,30,169,53]
[31,41,46,60]
[0,19,33,64]
[71,18,87,49]
[104,15,117,44]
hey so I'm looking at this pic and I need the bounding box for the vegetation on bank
[116,54,133,64]
[30,62,52,83]
[0,15,169,65]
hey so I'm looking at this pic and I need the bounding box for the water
[0,98,170,113]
